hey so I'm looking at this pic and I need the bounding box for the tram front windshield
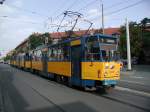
[85,36,119,61]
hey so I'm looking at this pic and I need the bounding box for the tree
[42,32,53,44]
[3,55,11,61]
[141,18,150,29]
[119,18,150,64]
[28,32,52,50]
[119,22,142,59]
[139,18,150,64]
[28,33,43,50]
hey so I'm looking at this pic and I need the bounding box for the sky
[0,0,150,57]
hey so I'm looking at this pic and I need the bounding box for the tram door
[71,46,81,78]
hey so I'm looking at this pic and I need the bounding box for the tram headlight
[105,63,109,69]
[110,65,115,69]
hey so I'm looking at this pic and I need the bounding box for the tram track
[1,64,149,112]
[14,65,150,112]
[22,76,150,112]
[101,94,150,112]
[16,75,67,112]
[91,88,150,112]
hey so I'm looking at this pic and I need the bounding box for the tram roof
[35,34,117,50]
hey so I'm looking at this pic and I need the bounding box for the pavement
[0,64,150,112]
[119,65,150,93]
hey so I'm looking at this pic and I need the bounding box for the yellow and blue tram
[10,34,121,91]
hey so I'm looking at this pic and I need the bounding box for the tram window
[101,50,119,61]
[48,48,52,61]
[25,53,30,61]
[21,55,24,61]
[57,47,64,60]
[62,43,70,61]
[113,51,120,61]
[53,48,58,60]
[48,48,53,61]
[33,50,42,61]
[48,43,70,61]
[85,36,101,61]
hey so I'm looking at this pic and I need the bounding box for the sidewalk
[121,65,150,75]
[120,65,150,88]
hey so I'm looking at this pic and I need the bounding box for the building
[14,28,120,53]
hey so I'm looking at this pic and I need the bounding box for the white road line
[119,79,145,85]
[115,86,150,98]
[131,76,144,79]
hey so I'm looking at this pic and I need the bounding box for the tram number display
[100,38,116,44]
[100,44,117,50]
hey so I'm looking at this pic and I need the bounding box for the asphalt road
[0,64,150,112]
[119,65,150,93]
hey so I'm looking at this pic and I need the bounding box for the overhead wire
[105,0,130,10]
[0,16,71,30]
[89,0,145,21]
[52,0,81,21]
[50,0,69,18]
[4,4,49,19]
[53,0,98,32]
[66,0,80,11]
[105,0,144,16]
[77,0,99,12]
[0,16,44,25]
[83,0,131,19]
[49,0,82,31]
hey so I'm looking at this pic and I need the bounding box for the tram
[11,34,121,92]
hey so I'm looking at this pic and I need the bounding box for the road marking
[115,86,150,98]
[131,76,144,79]
[120,79,145,85]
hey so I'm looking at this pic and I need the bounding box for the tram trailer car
[11,34,121,92]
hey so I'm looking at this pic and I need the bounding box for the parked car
[0,60,4,64]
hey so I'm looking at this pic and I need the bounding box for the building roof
[14,28,120,52]
[50,28,120,39]
[103,28,120,35]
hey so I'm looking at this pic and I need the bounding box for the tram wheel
[56,75,61,83]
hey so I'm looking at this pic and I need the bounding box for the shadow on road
[0,64,99,112]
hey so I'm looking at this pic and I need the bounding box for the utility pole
[126,18,132,70]
[101,2,104,34]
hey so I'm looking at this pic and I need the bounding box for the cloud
[0,4,15,14]
[85,8,100,20]
[0,9,46,57]
[88,9,98,15]
[0,0,24,15]
[12,0,23,7]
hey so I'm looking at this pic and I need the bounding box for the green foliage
[141,18,150,29]
[119,27,127,58]
[119,18,150,64]
[29,33,43,50]
[142,31,150,49]
[119,21,143,58]
[28,32,52,50]
[3,55,11,61]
